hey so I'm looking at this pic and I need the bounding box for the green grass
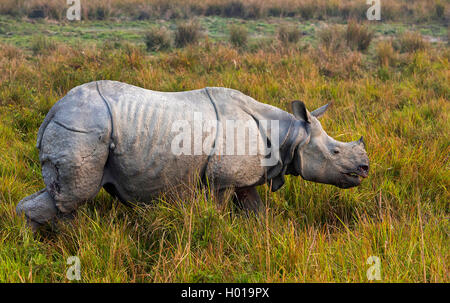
[0,16,448,282]
[0,15,447,51]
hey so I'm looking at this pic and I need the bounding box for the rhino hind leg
[17,120,111,230]
[233,186,264,214]
[42,121,110,211]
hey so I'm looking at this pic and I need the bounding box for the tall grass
[229,24,248,48]
[277,24,302,46]
[0,25,448,282]
[144,26,172,52]
[376,40,397,67]
[315,24,362,78]
[398,31,430,53]
[175,20,202,48]
[30,35,58,55]
[0,0,447,22]
[346,20,373,51]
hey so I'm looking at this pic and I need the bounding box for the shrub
[229,24,248,48]
[345,20,373,51]
[376,40,397,67]
[175,20,202,48]
[144,27,172,52]
[318,25,346,52]
[398,31,428,53]
[27,5,47,18]
[277,25,302,46]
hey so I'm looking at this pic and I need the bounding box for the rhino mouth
[336,170,367,189]
[342,169,368,180]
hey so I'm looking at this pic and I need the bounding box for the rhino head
[290,101,369,189]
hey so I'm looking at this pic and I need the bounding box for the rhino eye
[333,149,340,154]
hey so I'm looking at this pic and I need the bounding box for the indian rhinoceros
[17,80,369,229]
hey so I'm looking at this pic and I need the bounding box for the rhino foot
[16,188,58,231]
[233,186,264,215]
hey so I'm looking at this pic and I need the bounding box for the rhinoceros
[17,80,369,229]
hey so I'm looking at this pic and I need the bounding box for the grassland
[0,15,448,50]
[0,6,449,282]
[0,0,448,22]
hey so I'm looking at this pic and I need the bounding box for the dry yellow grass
[0,32,448,281]
[0,0,446,21]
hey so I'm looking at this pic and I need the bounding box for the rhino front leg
[16,188,58,231]
[233,186,264,214]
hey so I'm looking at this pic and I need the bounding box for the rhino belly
[105,151,209,203]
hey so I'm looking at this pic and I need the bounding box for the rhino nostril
[359,165,369,172]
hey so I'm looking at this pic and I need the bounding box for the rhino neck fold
[266,119,310,192]
[200,87,221,185]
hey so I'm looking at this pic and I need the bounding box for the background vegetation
[0,0,448,22]
[0,0,448,282]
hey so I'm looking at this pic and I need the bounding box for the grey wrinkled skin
[16,80,369,229]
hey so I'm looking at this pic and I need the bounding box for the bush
[277,25,302,46]
[229,24,248,48]
[175,20,202,48]
[345,20,373,51]
[318,25,346,52]
[376,40,396,67]
[27,5,46,18]
[144,27,172,52]
[398,31,428,53]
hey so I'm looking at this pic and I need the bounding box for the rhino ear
[310,103,331,119]
[290,101,310,123]
[357,136,365,148]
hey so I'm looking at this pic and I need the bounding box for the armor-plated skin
[17,81,369,229]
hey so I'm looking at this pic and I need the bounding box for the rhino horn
[310,103,331,119]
